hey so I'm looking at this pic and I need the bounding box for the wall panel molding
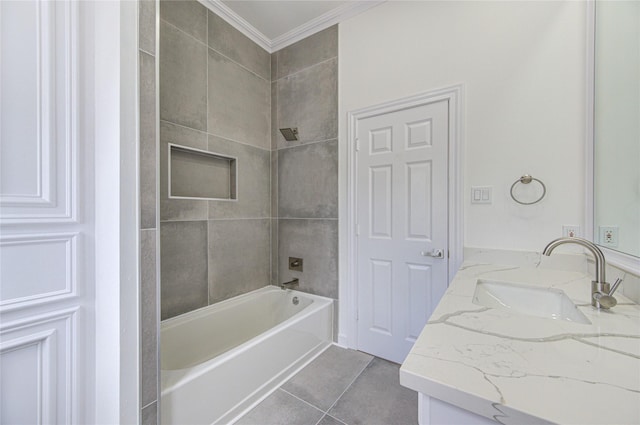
[0,232,78,311]
[0,0,78,223]
[0,307,78,424]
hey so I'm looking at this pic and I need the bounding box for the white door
[356,100,449,363]
[0,1,96,422]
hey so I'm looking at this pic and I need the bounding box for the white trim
[585,0,595,244]
[269,1,385,52]
[197,0,385,53]
[198,0,271,51]
[585,1,640,276]
[343,85,464,350]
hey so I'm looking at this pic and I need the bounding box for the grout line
[275,137,338,152]
[208,45,270,83]
[205,11,211,227]
[274,55,338,82]
[141,399,157,410]
[275,217,339,221]
[160,119,208,135]
[160,217,271,223]
[206,219,210,306]
[160,18,270,83]
[160,119,272,153]
[160,18,208,48]
[279,388,327,415]
[139,46,155,57]
[322,356,375,417]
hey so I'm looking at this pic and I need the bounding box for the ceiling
[203,0,384,52]
[220,1,350,40]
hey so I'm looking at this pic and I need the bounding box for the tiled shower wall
[271,27,340,311]
[139,0,160,423]
[159,1,272,320]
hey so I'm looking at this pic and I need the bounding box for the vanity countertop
[399,254,640,425]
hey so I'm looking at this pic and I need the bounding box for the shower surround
[158,1,339,321]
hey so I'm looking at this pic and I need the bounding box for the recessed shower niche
[168,143,237,200]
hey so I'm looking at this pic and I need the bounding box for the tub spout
[280,278,299,290]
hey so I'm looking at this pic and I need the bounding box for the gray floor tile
[328,358,418,425]
[282,346,373,411]
[236,389,324,425]
[317,414,346,425]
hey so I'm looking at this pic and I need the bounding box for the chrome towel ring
[510,174,546,205]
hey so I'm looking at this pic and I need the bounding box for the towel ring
[510,174,546,205]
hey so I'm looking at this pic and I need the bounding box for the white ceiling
[202,0,384,52]
[220,1,350,40]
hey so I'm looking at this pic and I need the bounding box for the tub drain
[292,296,299,305]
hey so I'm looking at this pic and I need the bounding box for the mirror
[593,1,640,258]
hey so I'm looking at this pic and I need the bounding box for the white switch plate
[471,186,492,204]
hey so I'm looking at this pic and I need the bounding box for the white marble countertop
[399,250,640,425]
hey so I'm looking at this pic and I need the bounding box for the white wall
[339,1,587,254]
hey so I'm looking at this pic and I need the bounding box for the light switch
[471,186,492,204]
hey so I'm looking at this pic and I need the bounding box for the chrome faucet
[543,237,622,309]
[280,278,299,290]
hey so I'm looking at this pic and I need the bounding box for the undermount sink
[472,279,591,325]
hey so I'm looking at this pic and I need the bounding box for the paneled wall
[159,1,271,319]
[271,27,340,321]
[139,0,160,423]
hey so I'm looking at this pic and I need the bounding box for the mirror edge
[586,0,640,276]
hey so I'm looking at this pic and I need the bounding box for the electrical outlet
[562,225,581,238]
[599,226,619,247]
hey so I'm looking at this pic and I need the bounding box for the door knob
[421,249,444,259]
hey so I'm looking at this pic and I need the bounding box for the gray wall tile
[207,136,270,219]
[278,219,338,298]
[271,218,278,285]
[160,0,207,44]
[141,401,158,425]
[278,140,338,218]
[271,52,278,83]
[275,25,338,79]
[160,121,208,221]
[270,150,278,217]
[208,49,270,149]
[140,230,158,408]
[140,51,157,230]
[271,81,278,150]
[276,58,338,147]
[161,221,209,319]
[208,219,270,303]
[160,21,207,131]
[139,0,156,54]
[208,11,270,80]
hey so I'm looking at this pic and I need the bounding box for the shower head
[279,127,298,141]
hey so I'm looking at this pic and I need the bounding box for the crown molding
[198,0,272,51]
[198,0,386,53]
[270,1,385,52]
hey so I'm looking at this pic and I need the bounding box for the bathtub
[160,286,333,425]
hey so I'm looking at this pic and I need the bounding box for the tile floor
[235,345,418,425]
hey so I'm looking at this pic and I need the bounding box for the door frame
[343,85,464,350]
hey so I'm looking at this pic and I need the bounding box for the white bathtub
[160,286,333,425]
